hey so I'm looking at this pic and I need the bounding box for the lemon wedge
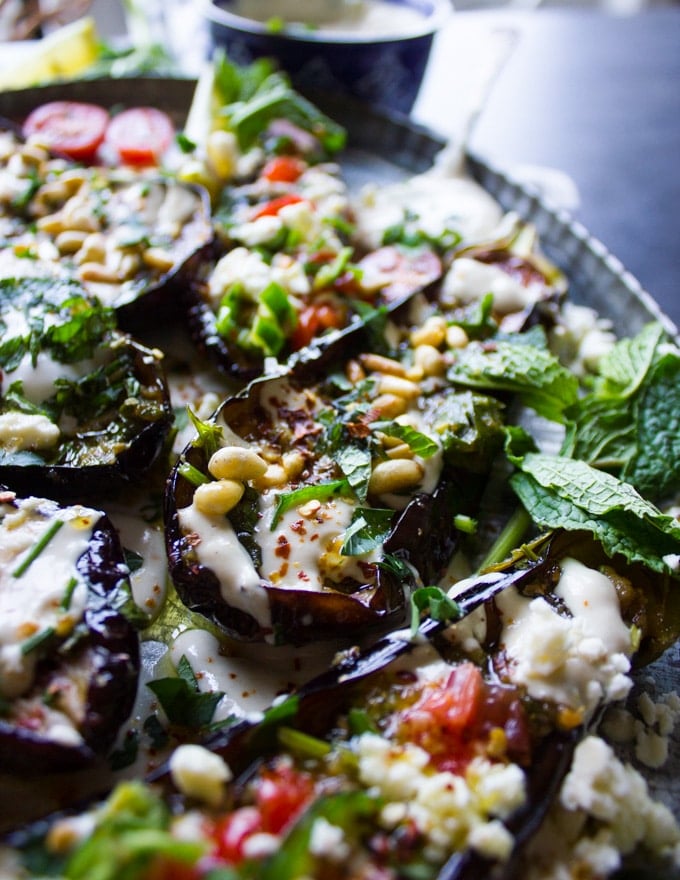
[0,16,100,91]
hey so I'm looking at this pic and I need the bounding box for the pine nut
[76,232,106,264]
[371,393,408,418]
[193,479,244,516]
[78,262,120,284]
[346,359,365,384]
[143,247,175,272]
[369,459,423,495]
[414,343,446,376]
[410,315,447,348]
[378,375,420,399]
[385,442,414,460]
[208,446,268,481]
[282,450,305,479]
[36,213,65,234]
[359,353,407,377]
[254,464,288,490]
[446,325,469,349]
[55,230,88,255]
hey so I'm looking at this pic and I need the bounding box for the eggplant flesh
[0,490,140,774]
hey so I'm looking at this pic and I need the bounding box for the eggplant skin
[0,513,140,774]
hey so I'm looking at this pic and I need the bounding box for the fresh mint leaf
[509,452,680,576]
[340,508,394,556]
[410,586,461,635]
[371,422,439,459]
[147,655,223,729]
[336,444,372,502]
[271,480,349,528]
[447,339,579,423]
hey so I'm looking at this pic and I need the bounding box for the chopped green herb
[410,586,461,635]
[147,655,224,730]
[12,518,64,578]
[271,480,349,528]
[21,626,56,656]
[340,507,394,556]
[60,577,79,610]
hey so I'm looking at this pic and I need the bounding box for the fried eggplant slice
[165,328,495,644]
[0,489,140,773]
[0,276,173,501]
[0,126,213,327]
[184,144,442,382]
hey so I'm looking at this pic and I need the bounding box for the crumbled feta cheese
[242,832,280,859]
[308,817,350,862]
[169,744,232,807]
[0,411,60,452]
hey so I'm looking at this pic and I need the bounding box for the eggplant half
[0,488,140,773]
[0,276,173,501]
[0,126,213,327]
[184,144,442,382]
[165,324,500,645]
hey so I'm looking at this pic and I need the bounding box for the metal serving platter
[0,76,678,824]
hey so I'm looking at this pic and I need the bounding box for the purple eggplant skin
[0,511,140,775]
[0,338,174,504]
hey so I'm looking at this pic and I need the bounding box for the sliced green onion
[12,518,64,578]
[60,577,79,610]
[21,626,55,656]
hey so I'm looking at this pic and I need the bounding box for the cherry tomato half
[251,193,304,220]
[260,155,306,183]
[105,107,175,166]
[22,101,109,163]
[290,301,346,351]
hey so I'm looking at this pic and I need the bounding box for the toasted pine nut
[446,325,469,350]
[359,352,407,377]
[346,359,365,384]
[378,375,420,400]
[369,459,423,495]
[55,230,88,255]
[372,393,408,419]
[143,247,175,272]
[254,464,288,490]
[208,446,268,481]
[35,180,70,205]
[20,144,50,165]
[410,315,447,348]
[385,442,414,460]
[36,213,65,235]
[77,232,106,264]
[193,479,244,516]
[282,450,305,479]
[118,252,142,279]
[78,262,120,284]
[62,205,98,233]
[414,343,446,376]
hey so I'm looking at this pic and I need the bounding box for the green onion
[60,577,79,610]
[21,626,55,656]
[12,518,64,578]
[178,459,210,488]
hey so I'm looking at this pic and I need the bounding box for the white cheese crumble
[169,744,232,807]
[356,733,525,863]
[440,257,540,314]
[0,411,60,452]
[308,817,351,862]
[498,559,633,718]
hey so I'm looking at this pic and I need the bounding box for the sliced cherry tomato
[252,193,304,219]
[105,107,175,166]
[260,155,306,183]
[256,764,314,834]
[212,806,262,865]
[290,301,346,351]
[22,101,109,163]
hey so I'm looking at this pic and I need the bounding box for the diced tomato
[256,764,314,834]
[398,663,483,772]
[260,155,306,183]
[212,806,262,865]
[105,107,175,166]
[290,301,346,351]
[22,101,109,163]
[251,193,304,219]
[146,858,203,880]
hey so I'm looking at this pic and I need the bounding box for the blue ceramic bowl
[201,0,451,115]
